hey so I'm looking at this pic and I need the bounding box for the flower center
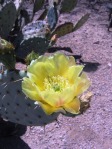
[44,75,69,92]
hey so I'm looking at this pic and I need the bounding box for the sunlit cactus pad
[22,20,48,38]
[0,70,59,126]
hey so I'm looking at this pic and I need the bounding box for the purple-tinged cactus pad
[0,71,59,126]
[0,1,17,38]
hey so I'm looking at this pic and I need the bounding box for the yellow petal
[39,102,64,115]
[53,53,69,75]
[63,65,84,84]
[59,87,77,104]
[41,91,60,107]
[74,73,91,96]
[27,61,57,90]
[68,56,76,66]
[64,98,80,114]
[35,55,49,62]
[22,77,42,101]
[41,87,75,107]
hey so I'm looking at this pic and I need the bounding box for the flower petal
[41,87,76,107]
[68,56,76,66]
[74,72,91,96]
[22,77,42,101]
[64,98,80,114]
[27,61,57,90]
[39,102,64,115]
[63,65,84,84]
[53,53,69,75]
[41,91,60,107]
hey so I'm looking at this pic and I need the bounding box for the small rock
[108,62,112,67]
[15,62,27,70]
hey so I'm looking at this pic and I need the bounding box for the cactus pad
[22,20,48,39]
[47,6,58,30]
[73,13,90,31]
[25,51,39,65]
[16,36,50,59]
[0,1,17,38]
[15,21,50,59]
[60,0,78,13]
[0,70,59,126]
[0,38,15,69]
[0,38,15,54]
[33,0,45,14]
[51,22,74,38]
[0,53,16,70]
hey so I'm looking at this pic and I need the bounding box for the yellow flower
[22,53,90,115]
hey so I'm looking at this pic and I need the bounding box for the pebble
[108,62,111,67]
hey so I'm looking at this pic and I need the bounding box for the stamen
[44,75,69,92]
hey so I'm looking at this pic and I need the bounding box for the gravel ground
[1,1,112,149]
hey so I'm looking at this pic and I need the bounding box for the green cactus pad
[0,52,16,70]
[16,36,50,59]
[0,39,15,69]
[15,21,50,59]
[47,6,58,30]
[51,22,74,38]
[33,0,45,14]
[25,51,39,65]
[0,38,15,54]
[0,0,4,5]
[73,13,90,31]
[0,1,17,38]
[0,71,59,126]
[60,0,78,13]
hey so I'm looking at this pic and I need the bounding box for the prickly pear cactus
[0,1,17,38]
[47,5,58,30]
[60,0,78,13]
[16,36,50,59]
[51,22,74,38]
[33,0,45,14]
[15,21,51,59]
[0,38,16,69]
[0,69,59,126]
[51,13,90,38]
[0,0,90,127]
[22,20,49,38]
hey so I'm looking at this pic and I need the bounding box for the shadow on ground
[80,61,101,72]
[47,47,73,53]
[0,118,30,149]
[72,55,101,72]
[0,137,30,149]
